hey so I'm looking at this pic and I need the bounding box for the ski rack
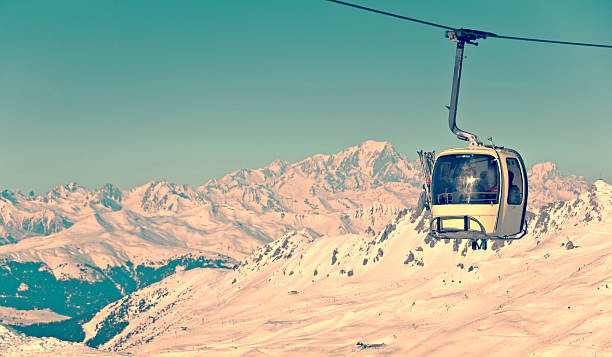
[417,150,436,209]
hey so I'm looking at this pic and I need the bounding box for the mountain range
[0,140,598,349]
[76,180,611,355]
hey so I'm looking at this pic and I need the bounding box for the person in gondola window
[508,171,521,205]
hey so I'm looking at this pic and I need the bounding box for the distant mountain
[82,180,612,355]
[527,162,589,208]
[0,140,424,341]
[198,140,421,217]
[0,146,589,256]
[0,183,122,245]
[0,141,424,262]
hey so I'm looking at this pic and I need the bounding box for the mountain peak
[335,140,396,159]
[143,180,170,188]
[528,162,560,180]
[46,182,88,200]
[594,179,612,192]
[356,140,391,153]
[527,162,589,208]
[50,182,82,192]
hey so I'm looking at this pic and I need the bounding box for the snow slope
[527,162,589,208]
[0,323,117,356]
[83,180,612,356]
[0,306,69,327]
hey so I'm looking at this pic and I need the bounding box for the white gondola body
[430,146,528,239]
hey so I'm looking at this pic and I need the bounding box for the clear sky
[1,0,611,194]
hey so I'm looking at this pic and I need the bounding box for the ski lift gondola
[326,0,612,249]
[429,146,527,243]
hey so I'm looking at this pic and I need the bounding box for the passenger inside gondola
[432,154,499,205]
[508,171,521,204]
[476,163,498,201]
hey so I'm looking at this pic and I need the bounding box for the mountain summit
[527,162,589,207]
[202,140,419,194]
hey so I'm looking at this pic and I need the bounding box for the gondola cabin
[429,146,528,240]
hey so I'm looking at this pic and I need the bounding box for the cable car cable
[325,0,454,30]
[492,35,612,48]
[326,0,612,48]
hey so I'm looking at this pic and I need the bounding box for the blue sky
[1,0,611,193]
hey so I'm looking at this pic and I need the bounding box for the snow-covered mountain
[0,140,424,341]
[0,141,426,282]
[0,140,597,346]
[1,141,422,253]
[0,323,114,356]
[83,180,612,355]
[527,162,589,208]
[0,182,124,245]
[1,145,588,262]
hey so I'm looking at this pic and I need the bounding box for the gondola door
[499,155,527,236]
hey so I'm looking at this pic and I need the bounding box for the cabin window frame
[506,157,524,205]
[431,154,500,205]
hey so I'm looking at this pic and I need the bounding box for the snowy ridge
[202,140,418,194]
[527,162,589,208]
[83,179,612,355]
[0,140,426,287]
[528,180,609,238]
[0,324,115,356]
[0,209,235,281]
[0,144,590,273]
[0,182,124,245]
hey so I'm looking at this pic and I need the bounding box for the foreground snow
[84,181,612,356]
[0,306,69,326]
[0,324,117,356]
